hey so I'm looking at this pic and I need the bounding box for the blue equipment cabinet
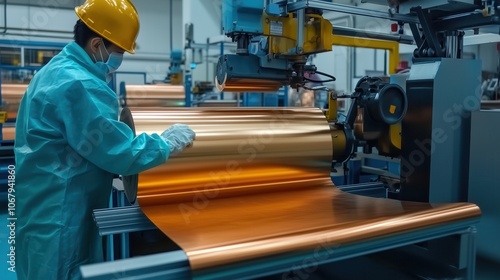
[222,0,264,35]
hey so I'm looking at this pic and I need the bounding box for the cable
[304,70,337,83]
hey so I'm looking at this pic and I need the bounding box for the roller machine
[79,0,500,279]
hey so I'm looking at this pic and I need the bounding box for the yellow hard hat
[75,0,140,54]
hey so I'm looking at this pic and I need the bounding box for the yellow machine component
[389,122,401,150]
[354,109,401,157]
[331,126,348,160]
[260,17,399,72]
[0,112,8,124]
[262,13,333,55]
[375,125,401,157]
[38,51,43,64]
[331,34,400,74]
[169,73,183,86]
[325,91,338,122]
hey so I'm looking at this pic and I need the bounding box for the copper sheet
[215,78,282,92]
[2,126,15,140]
[124,84,185,107]
[121,107,481,271]
[1,84,28,119]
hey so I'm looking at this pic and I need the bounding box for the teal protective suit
[14,42,170,280]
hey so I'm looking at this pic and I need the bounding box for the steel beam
[333,26,414,44]
[409,23,423,47]
[287,0,419,23]
[80,250,190,280]
[433,13,500,31]
[413,6,443,57]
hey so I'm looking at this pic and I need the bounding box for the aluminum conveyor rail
[80,250,191,280]
[93,205,156,236]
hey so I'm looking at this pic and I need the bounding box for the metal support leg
[106,194,115,261]
[118,191,130,259]
[412,6,443,57]
[409,23,423,47]
[296,8,305,54]
[283,86,289,107]
[463,226,477,280]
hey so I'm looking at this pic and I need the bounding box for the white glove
[160,124,196,156]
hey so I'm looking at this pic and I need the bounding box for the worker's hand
[161,124,196,156]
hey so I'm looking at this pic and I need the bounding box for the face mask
[92,40,124,83]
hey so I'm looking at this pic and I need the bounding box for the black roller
[119,107,139,204]
[355,77,408,125]
[366,83,407,125]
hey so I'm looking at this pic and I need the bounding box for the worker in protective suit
[14,1,195,279]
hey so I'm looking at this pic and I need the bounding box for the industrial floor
[1,203,499,279]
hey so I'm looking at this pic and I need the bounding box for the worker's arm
[58,80,170,176]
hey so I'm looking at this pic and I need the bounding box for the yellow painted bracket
[326,91,338,122]
[390,122,402,150]
[331,34,400,74]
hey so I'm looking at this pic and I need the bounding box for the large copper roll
[120,107,332,203]
[2,125,15,140]
[120,107,480,272]
[2,84,28,119]
[123,84,185,107]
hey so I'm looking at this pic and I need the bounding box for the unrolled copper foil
[2,84,28,119]
[121,107,481,272]
[124,84,185,107]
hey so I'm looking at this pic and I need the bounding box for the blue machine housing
[168,49,183,76]
[222,0,264,35]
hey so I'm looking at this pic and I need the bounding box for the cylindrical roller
[2,84,28,119]
[215,77,283,92]
[122,84,185,107]
[215,54,289,92]
[119,107,333,204]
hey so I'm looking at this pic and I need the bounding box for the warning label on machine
[270,21,283,36]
